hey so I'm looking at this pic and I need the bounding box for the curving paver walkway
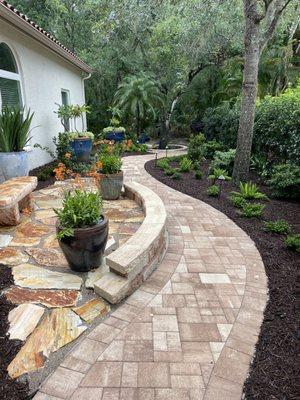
[34,153,268,400]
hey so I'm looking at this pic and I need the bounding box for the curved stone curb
[94,181,168,304]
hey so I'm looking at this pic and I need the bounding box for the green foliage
[69,131,94,140]
[239,203,265,218]
[187,133,206,162]
[98,154,122,175]
[202,103,240,149]
[285,234,300,252]
[0,106,34,152]
[232,182,268,200]
[171,171,181,180]
[114,74,163,134]
[210,149,236,175]
[264,219,291,234]
[36,166,55,181]
[55,189,103,239]
[195,170,203,180]
[103,126,126,134]
[228,194,247,208]
[179,157,193,172]
[208,168,231,184]
[207,185,220,197]
[204,140,224,159]
[157,158,169,170]
[55,104,91,132]
[253,84,300,164]
[268,163,300,199]
[164,167,176,176]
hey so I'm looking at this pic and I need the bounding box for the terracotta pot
[99,171,123,200]
[57,216,109,272]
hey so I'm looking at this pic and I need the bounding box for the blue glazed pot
[105,131,125,142]
[0,151,29,183]
[70,138,93,162]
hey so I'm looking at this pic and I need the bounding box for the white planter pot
[0,151,29,183]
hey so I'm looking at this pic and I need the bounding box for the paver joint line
[34,152,267,400]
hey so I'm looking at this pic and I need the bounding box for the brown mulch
[145,158,300,400]
[0,265,30,400]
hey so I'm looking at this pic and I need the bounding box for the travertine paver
[35,153,268,400]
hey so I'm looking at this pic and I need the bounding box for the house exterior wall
[0,19,88,169]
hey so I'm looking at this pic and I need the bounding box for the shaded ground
[145,158,299,400]
[0,265,29,400]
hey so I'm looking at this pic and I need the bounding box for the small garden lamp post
[155,150,158,167]
[217,175,226,197]
[166,146,169,158]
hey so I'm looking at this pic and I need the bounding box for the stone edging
[94,181,167,304]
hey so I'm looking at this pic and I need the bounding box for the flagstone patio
[0,179,145,379]
[32,153,268,400]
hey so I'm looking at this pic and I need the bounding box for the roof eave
[0,3,93,74]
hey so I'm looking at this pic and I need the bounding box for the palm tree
[114,74,163,136]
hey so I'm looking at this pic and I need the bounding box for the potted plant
[56,104,93,162]
[97,153,123,200]
[55,189,108,272]
[103,116,126,142]
[0,106,34,183]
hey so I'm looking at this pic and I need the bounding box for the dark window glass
[0,77,21,108]
[61,90,70,131]
[0,43,18,73]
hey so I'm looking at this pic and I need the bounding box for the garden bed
[145,157,299,399]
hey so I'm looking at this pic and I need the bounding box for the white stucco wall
[0,20,88,169]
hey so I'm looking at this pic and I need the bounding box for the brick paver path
[35,153,268,400]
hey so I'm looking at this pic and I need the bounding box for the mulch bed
[0,265,30,400]
[145,158,300,400]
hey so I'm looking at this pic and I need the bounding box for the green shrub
[253,85,300,164]
[55,190,103,239]
[0,106,34,152]
[36,166,54,181]
[204,140,224,159]
[268,163,300,199]
[239,203,265,218]
[210,149,236,175]
[164,167,178,176]
[167,155,184,163]
[208,168,231,184]
[179,157,193,172]
[157,158,169,170]
[202,102,240,148]
[98,154,122,174]
[264,219,291,234]
[187,133,206,162]
[207,185,220,196]
[195,170,203,180]
[171,171,181,180]
[231,182,268,200]
[285,234,300,252]
[229,194,247,208]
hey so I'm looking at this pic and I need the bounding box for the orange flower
[95,161,103,170]
[64,152,72,159]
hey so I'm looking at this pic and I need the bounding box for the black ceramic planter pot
[57,216,109,272]
[100,171,123,200]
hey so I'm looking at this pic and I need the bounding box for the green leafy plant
[98,153,122,174]
[157,158,169,170]
[103,126,126,134]
[195,170,203,180]
[36,166,55,181]
[69,131,94,140]
[231,182,268,200]
[171,171,181,180]
[268,164,300,199]
[164,167,175,176]
[285,234,300,252]
[210,149,236,175]
[209,168,231,184]
[179,157,193,172]
[204,140,224,159]
[188,133,206,162]
[264,219,291,234]
[55,104,91,132]
[55,190,103,239]
[0,106,34,152]
[207,185,220,196]
[239,203,265,218]
[228,194,247,208]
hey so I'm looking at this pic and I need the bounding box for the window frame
[61,89,71,131]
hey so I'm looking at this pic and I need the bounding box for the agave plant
[0,106,34,152]
[231,182,269,200]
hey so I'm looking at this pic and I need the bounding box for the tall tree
[232,0,297,183]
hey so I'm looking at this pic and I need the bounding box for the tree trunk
[159,97,179,149]
[232,3,260,184]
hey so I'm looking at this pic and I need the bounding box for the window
[61,89,70,131]
[0,43,22,109]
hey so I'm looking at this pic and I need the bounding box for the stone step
[94,271,130,304]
